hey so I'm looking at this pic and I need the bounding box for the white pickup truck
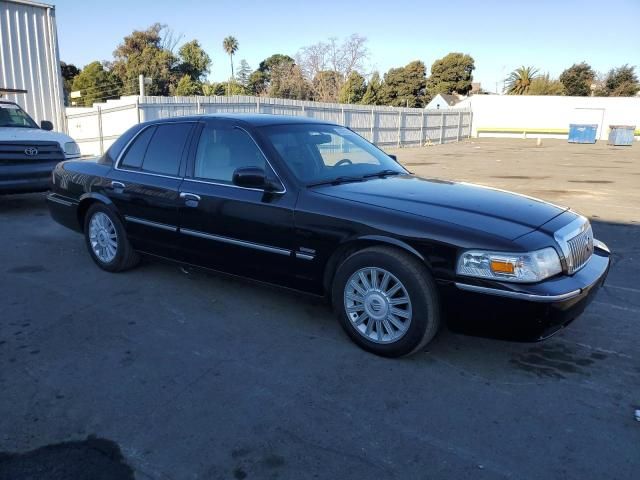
[0,100,80,194]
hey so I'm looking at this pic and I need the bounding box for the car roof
[141,113,340,128]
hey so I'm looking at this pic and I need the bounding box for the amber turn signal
[490,259,515,274]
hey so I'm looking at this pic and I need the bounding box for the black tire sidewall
[84,204,129,272]
[332,248,438,357]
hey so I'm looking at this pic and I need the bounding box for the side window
[120,126,156,170]
[142,123,193,176]
[193,125,265,183]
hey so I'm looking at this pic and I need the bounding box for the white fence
[66,95,472,156]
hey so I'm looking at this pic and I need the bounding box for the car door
[177,120,297,287]
[108,121,196,258]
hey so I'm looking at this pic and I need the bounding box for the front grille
[566,225,593,274]
[0,141,64,165]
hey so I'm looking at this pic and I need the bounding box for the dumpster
[568,124,598,144]
[608,125,635,146]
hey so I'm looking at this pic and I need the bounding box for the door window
[193,125,265,183]
[120,126,156,169]
[142,123,193,176]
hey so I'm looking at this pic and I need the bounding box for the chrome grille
[554,216,594,275]
[0,141,64,165]
[566,225,593,274]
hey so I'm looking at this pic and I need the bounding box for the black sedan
[47,114,610,357]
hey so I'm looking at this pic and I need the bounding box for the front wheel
[332,246,440,357]
[84,203,139,272]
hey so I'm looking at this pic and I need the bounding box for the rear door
[108,121,195,258]
[177,120,297,286]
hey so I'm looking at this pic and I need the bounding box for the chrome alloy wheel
[88,212,118,263]
[344,267,412,344]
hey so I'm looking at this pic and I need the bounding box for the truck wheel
[332,246,440,357]
[84,203,139,272]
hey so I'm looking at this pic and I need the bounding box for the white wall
[467,95,640,141]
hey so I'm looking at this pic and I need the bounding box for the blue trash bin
[568,124,598,144]
[608,125,635,146]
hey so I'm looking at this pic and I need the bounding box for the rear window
[119,123,193,176]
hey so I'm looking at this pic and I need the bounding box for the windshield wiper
[307,176,365,187]
[362,169,404,179]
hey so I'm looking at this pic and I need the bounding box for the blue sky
[54,0,640,92]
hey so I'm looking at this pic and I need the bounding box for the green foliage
[559,62,594,96]
[379,61,427,107]
[505,66,539,94]
[177,40,211,82]
[236,60,252,87]
[269,64,311,100]
[360,72,382,105]
[247,54,295,95]
[426,53,475,99]
[338,71,366,103]
[526,74,566,95]
[60,61,80,105]
[172,75,202,96]
[595,64,640,97]
[312,70,341,102]
[71,61,122,106]
[111,23,177,96]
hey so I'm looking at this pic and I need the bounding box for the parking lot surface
[1,139,638,479]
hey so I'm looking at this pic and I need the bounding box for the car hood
[0,127,74,145]
[311,175,568,240]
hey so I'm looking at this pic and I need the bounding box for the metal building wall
[0,0,65,131]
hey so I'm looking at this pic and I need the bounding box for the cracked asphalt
[1,139,639,479]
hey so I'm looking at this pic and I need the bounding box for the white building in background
[425,93,464,110]
[0,0,65,131]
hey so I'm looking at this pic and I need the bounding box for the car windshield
[0,103,38,128]
[260,124,407,185]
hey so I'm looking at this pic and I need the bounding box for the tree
[60,61,80,105]
[338,71,366,103]
[505,66,539,94]
[360,72,382,105]
[236,59,252,88]
[296,34,369,82]
[312,70,342,102]
[595,65,640,97]
[222,36,239,78]
[172,75,202,96]
[426,53,475,99]
[246,54,295,95]
[177,40,211,82]
[111,23,177,96]
[559,62,594,96]
[269,63,312,100]
[526,74,566,95]
[71,61,121,106]
[379,61,427,107]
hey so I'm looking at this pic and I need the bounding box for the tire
[332,246,440,357]
[84,203,139,272]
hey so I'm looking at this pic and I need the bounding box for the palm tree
[505,66,539,95]
[222,36,239,95]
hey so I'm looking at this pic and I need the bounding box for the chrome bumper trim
[454,282,582,303]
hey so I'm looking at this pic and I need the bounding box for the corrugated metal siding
[0,0,65,131]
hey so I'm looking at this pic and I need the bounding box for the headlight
[457,247,562,283]
[64,141,80,157]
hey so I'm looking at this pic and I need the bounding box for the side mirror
[232,167,267,189]
[40,120,53,131]
[388,154,398,162]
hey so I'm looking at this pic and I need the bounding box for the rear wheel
[84,203,139,272]
[332,246,440,357]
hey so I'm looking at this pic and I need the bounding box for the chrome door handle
[180,192,201,201]
[111,181,125,189]
[180,192,201,207]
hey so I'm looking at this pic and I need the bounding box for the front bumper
[441,245,610,340]
[0,161,59,194]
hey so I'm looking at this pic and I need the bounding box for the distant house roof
[438,93,460,106]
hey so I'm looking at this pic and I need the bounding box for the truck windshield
[0,103,39,128]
